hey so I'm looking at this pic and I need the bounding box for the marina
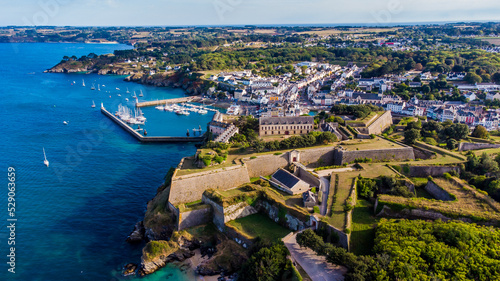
[135,96,200,108]
[101,105,206,143]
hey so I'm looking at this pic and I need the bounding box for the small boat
[43,148,49,167]
[63,121,68,125]
[91,84,96,90]
[98,84,101,91]
[91,100,95,108]
[102,85,106,87]
[198,109,208,114]
[116,87,120,91]
[82,79,85,87]
[139,90,144,97]
[125,98,129,101]
[117,94,121,97]
[126,88,130,93]
[132,91,137,99]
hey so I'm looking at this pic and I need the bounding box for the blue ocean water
[0,43,202,280]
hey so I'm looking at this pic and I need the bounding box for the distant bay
[0,43,199,280]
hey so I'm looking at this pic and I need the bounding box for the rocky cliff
[46,59,211,95]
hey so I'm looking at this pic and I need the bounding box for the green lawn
[322,165,396,229]
[350,199,378,256]
[226,213,291,243]
[341,137,403,151]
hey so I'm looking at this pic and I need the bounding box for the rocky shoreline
[123,220,240,280]
[45,60,211,95]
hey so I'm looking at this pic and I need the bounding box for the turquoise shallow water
[0,43,199,280]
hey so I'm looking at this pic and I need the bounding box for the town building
[259,116,314,136]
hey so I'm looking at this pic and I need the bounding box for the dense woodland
[297,220,500,281]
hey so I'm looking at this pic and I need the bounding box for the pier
[100,106,205,143]
[135,96,201,108]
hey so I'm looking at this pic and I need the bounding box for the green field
[226,213,291,243]
[350,199,378,255]
[341,137,403,151]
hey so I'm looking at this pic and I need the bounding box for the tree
[240,243,291,281]
[472,125,489,139]
[464,72,482,84]
[447,138,458,150]
[480,153,499,174]
[404,129,421,145]
[444,123,470,140]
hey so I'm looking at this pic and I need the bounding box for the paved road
[319,177,330,216]
[316,167,356,178]
[284,232,347,281]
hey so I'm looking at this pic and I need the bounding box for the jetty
[135,96,201,108]
[100,106,205,143]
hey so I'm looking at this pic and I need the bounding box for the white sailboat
[63,121,68,125]
[91,100,95,108]
[82,79,86,87]
[91,83,96,90]
[139,90,144,97]
[126,88,130,94]
[98,84,101,91]
[43,148,49,167]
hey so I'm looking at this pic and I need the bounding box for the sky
[2,0,500,27]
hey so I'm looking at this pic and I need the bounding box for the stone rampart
[177,205,212,230]
[357,111,393,135]
[245,153,289,178]
[333,147,415,165]
[425,180,455,201]
[202,195,258,230]
[169,165,250,205]
[459,142,500,151]
[408,165,460,177]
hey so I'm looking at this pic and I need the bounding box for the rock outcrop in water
[126,221,145,243]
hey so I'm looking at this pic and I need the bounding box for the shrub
[241,184,256,191]
[213,156,224,164]
[313,206,320,213]
[354,157,372,163]
[344,201,354,212]
[311,187,317,193]
[274,152,282,155]
[443,172,452,180]
[254,179,270,187]
[202,156,212,166]
[370,134,376,139]
[250,156,257,159]
[424,137,438,145]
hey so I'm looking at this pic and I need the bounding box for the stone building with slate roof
[259,116,314,136]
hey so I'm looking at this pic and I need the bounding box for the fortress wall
[357,111,393,135]
[425,180,455,201]
[169,164,250,205]
[459,142,500,151]
[333,147,415,165]
[408,165,460,177]
[245,153,290,178]
[299,146,336,167]
[177,206,212,230]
